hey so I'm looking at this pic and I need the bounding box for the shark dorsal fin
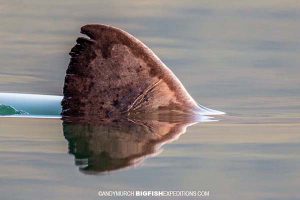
[62,24,208,119]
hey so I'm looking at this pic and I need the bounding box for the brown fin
[62,24,200,119]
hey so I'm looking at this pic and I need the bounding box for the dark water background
[0,1,300,199]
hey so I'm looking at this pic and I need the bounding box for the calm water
[1,0,300,199]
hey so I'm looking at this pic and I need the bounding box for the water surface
[0,0,300,199]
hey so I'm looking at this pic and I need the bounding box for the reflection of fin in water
[62,24,224,120]
[63,118,203,174]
